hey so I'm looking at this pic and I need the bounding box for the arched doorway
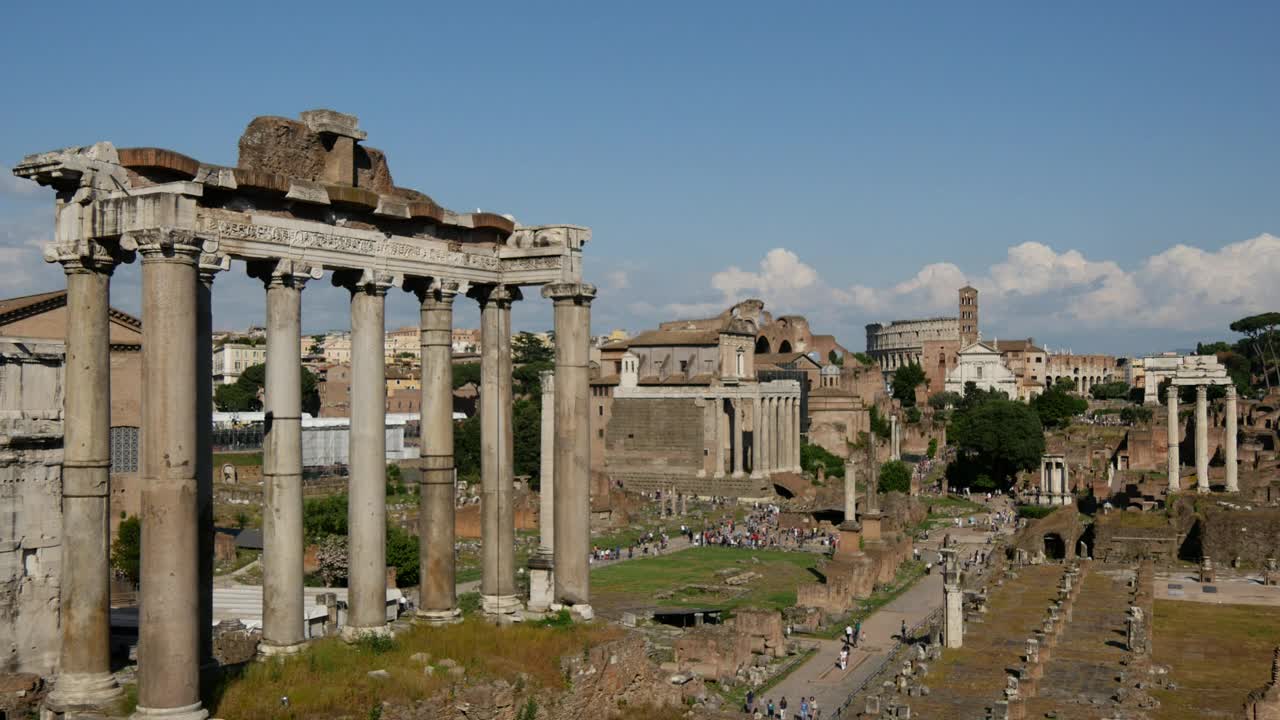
[779,340,793,353]
[755,336,771,354]
[1043,533,1066,560]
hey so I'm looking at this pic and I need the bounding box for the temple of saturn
[1166,355,1237,494]
[14,109,596,719]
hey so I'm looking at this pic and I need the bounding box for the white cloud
[603,270,630,291]
[658,233,1280,352]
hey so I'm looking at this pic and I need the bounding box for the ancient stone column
[759,396,772,474]
[544,282,596,610]
[791,396,802,471]
[844,461,858,524]
[336,269,395,638]
[196,253,227,673]
[45,240,124,712]
[256,261,316,653]
[942,549,963,648]
[750,395,764,479]
[1196,384,1209,493]
[538,369,556,551]
[890,414,900,460]
[414,280,462,622]
[133,229,208,719]
[475,284,521,615]
[732,399,745,477]
[1167,390,1180,493]
[713,397,726,478]
[1226,384,1239,493]
[698,397,714,478]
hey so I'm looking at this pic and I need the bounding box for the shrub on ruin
[879,460,911,494]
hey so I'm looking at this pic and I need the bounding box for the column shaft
[546,283,595,607]
[49,257,122,710]
[732,399,745,476]
[713,398,726,478]
[750,396,764,478]
[136,234,206,718]
[1167,391,1179,493]
[1195,385,1209,493]
[417,283,460,619]
[538,371,555,549]
[760,396,772,473]
[345,282,389,635]
[196,262,217,671]
[1226,386,1238,492]
[261,273,305,650]
[478,286,518,613]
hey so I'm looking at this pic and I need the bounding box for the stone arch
[778,340,793,353]
[755,336,771,354]
[1043,533,1067,560]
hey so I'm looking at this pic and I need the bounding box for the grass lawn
[591,546,822,614]
[213,451,263,467]
[1151,600,1280,719]
[208,618,629,719]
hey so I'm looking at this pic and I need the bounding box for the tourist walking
[854,620,862,647]
[901,619,908,641]
[779,696,788,719]
[767,698,775,718]
[838,646,848,670]
[810,697,820,719]
[799,696,809,720]
[844,624,853,646]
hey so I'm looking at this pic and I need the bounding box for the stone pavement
[762,525,997,718]
[1154,570,1280,607]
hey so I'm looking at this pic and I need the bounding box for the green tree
[868,406,891,439]
[1089,381,1130,400]
[891,363,928,406]
[1032,385,1088,429]
[1120,406,1153,424]
[800,442,845,480]
[879,460,911,494]
[513,398,543,484]
[386,524,419,587]
[213,362,319,414]
[455,413,482,478]
[905,406,922,424]
[452,362,481,389]
[852,352,874,367]
[828,350,843,366]
[950,398,1045,488]
[1230,312,1280,392]
[301,366,320,416]
[303,493,349,542]
[512,332,554,365]
[111,515,142,585]
[928,391,962,411]
[214,382,260,412]
[513,360,554,398]
[927,438,938,459]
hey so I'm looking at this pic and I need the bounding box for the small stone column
[475,284,521,615]
[750,395,765,479]
[732,399,745,477]
[942,549,963,648]
[1226,385,1238,492]
[792,396,802,471]
[1167,389,1180,493]
[844,461,858,524]
[545,283,596,611]
[414,279,462,622]
[133,228,208,719]
[1196,384,1209,493]
[336,269,396,639]
[256,260,317,654]
[529,369,556,613]
[890,414,900,460]
[45,239,124,712]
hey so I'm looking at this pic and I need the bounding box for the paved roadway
[761,522,999,719]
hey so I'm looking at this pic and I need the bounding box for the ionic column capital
[541,282,597,304]
[122,227,214,262]
[469,283,523,308]
[249,258,323,290]
[408,277,462,305]
[1225,384,1237,399]
[44,237,132,274]
[332,267,401,296]
[198,252,232,286]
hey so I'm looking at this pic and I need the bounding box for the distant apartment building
[452,328,481,354]
[212,342,267,385]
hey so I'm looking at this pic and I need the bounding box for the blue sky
[2,1,1277,355]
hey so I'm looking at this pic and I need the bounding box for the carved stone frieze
[506,224,591,249]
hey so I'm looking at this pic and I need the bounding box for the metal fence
[212,424,264,451]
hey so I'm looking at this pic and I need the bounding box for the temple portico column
[698,396,713,477]
[132,229,208,720]
[1195,384,1209,493]
[1226,385,1239,492]
[1167,390,1180,493]
[714,398,726,478]
[196,253,228,672]
[474,284,521,615]
[791,396,802,471]
[413,279,462,621]
[732,399,745,477]
[539,370,556,547]
[750,395,765,479]
[45,240,125,712]
[890,414,900,460]
[544,282,596,609]
[759,396,772,474]
[336,269,396,639]
[255,261,317,654]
